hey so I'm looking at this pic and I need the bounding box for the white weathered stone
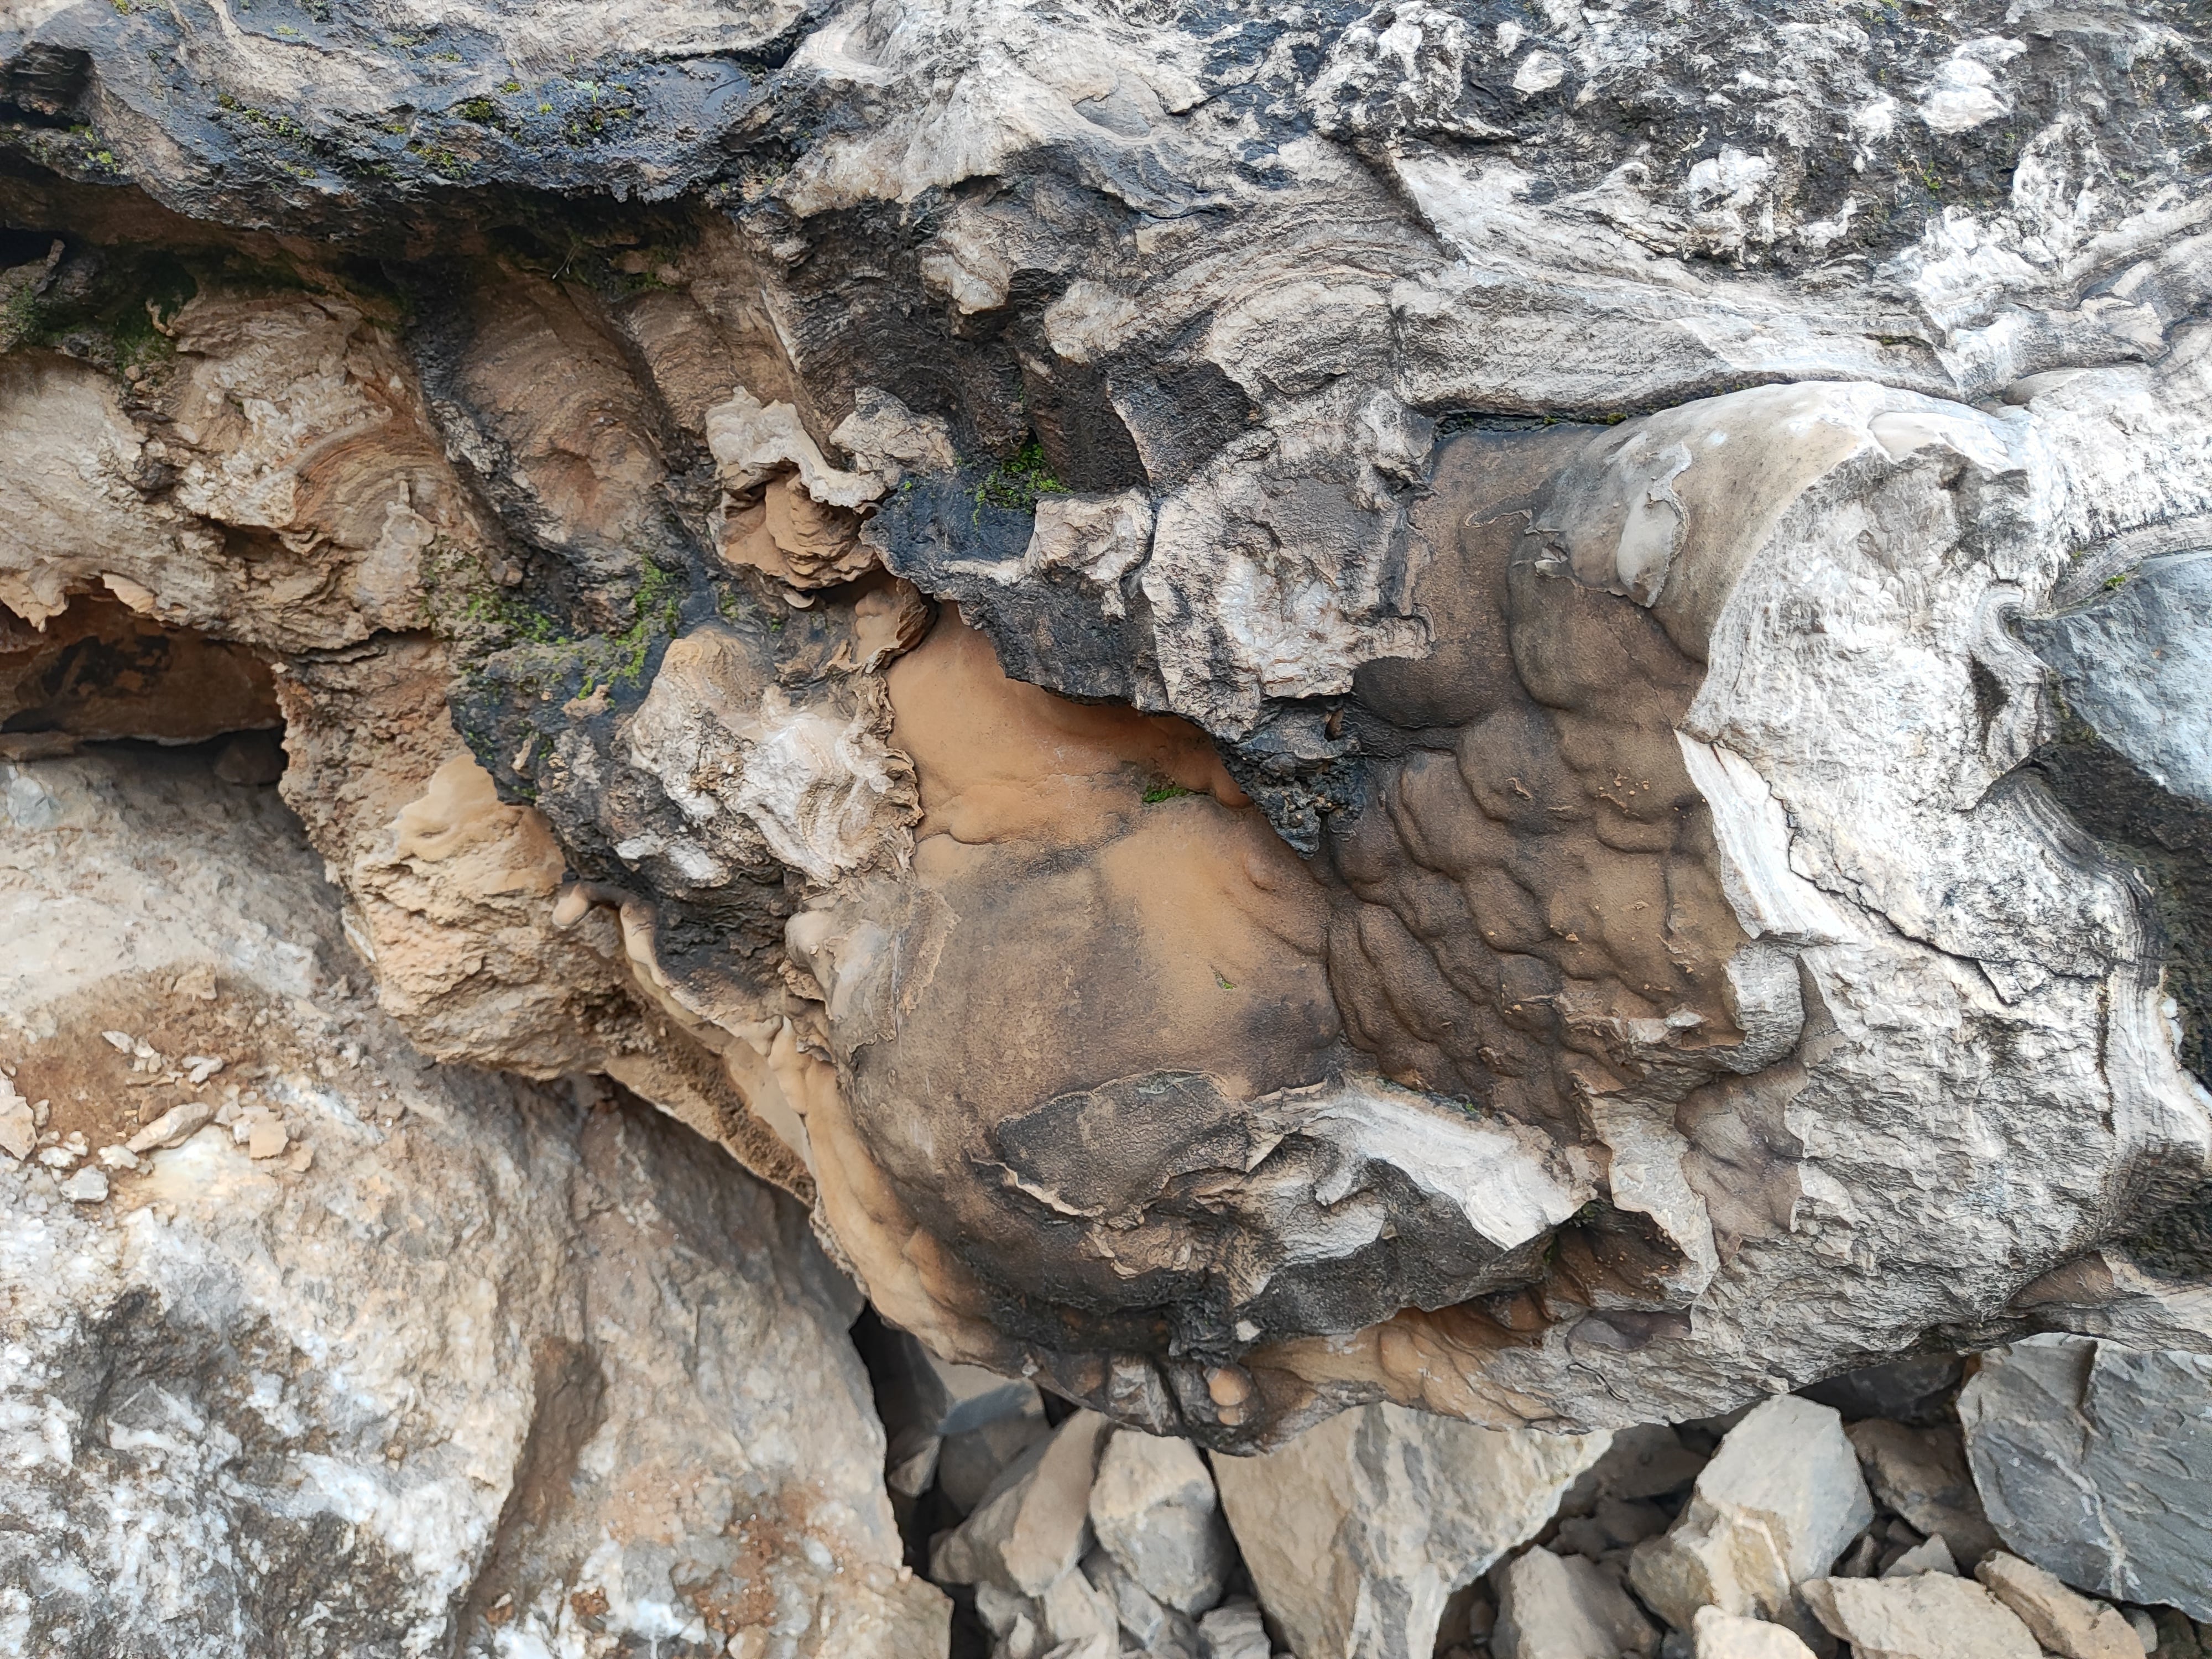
[1692,1606,1816,1659]
[1089,1428,1233,1614]
[1213,1401,1608,1659]
[56,1166,107,1203]
[935,1411,1112,1596]
[1630,1396,1872,1635]
[1960,1337,2212,1620]
[0,1074,33,1162]
[0,749,946,1659]
[1975,1553,2143,1659]
[124,1098,217,1155]
[1493,1547,1658,1659]
[1802,1573,2042,1659]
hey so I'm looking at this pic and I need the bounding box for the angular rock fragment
[1213,1402,1607,1659]
[1195,1597,1272,1659]
[1960,1337,2212,1619]
[1630,1396,1871,1636]
[1692,1607,1817,1659]
[1975,1553,2144,1659]
[1882,1536,1959,1580]
[1089,1428,1234,1615]
[124,1097,215,1154]
[0,1074,32,1161]
[1083,1545,1201,1656]
[1493,1547,1658,1659]
[934,1411,1112,1597]
[1802,1573,2042,1659]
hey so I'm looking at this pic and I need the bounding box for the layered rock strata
[1,0,2208,1453]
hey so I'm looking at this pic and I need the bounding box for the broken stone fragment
[1213,1401,1608,1659]
[1194,1597,1271,1659]
[1088,1428,1233,1615]
[1801,1573,2041,1659]
[1974,1553,2142,1659]
[95,1145,140,1172]
[126,1098,216,1154]
[933,1411,1111,1596]
[0,1075,32,1161]
[1692,1606,1817,1659]
[941,1410,1057,1515]
[247,1117,290,1160]
[1629,1395,1872,1637]
[1082,1545,1199,1655]
[1845,1420,2000,1565]
[1492,1547,1658,1659]
[1960,1337,2212,1620]
[58,1166,108,1204]
[1881,1536,1958,1580]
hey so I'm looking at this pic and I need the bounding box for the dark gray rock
[1959,1336,2212,1620]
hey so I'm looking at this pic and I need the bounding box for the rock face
[0,747,945,1657]
[3,0,2211,1464]
[1960,1335,2212,1620]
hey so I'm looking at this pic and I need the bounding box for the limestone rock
[1960,1337,2212,1620]
[934,1411,1112,1597]
[0,747,946,1658]
[1194,1598,1272,1659]
[1974,1553,2141,1659]
[1088,1429,1233,1614]
[1693,1608,1817,1659]
[1883,1536,1960,1580]
[1493,1547,1658,1659]
[2,0,2210,1457]
[1630,1396,1872,1635]
[1845,1420,2001,1565]
[1213,1402,1607,1659]
[1802,1574,2042,1659]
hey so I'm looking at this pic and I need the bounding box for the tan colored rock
[1693,1606,1817,1659]
[1630,1396,1871,1636]
[1802,1573,2041,1659]
[1494,1547,1657,1659]
[0,1074,33,1162]
[1975,1553,2142,1659]
[1213,1401,1608,1659]
[125,1098,216,1154]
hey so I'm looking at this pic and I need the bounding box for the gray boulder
[1959,1336,2212,1620]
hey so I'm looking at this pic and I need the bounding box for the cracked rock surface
[0,746,945,1658]
[3,0,2211,1474]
